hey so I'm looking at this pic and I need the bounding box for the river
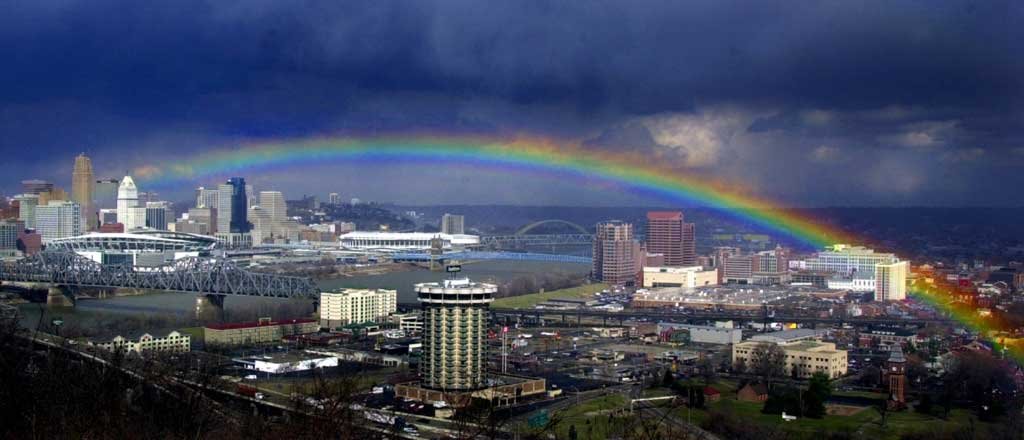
[13,260,589,333]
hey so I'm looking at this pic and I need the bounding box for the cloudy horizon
[2,0,1022,207]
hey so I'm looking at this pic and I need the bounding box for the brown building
[645,211,696,266]
[72,153,96,231]
[593,221,640,286]
[16,230,41,255]
[99,223,125,233]
[884,345,907,406]
[737,383,768,402]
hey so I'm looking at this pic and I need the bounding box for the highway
[491,307,953,326]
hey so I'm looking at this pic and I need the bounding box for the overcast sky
[2,0,1023,207]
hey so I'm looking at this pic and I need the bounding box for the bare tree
[749,342,786,390]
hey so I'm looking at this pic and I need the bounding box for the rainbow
[135,134,1021,363]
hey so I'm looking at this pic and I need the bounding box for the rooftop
[205,318,317,331]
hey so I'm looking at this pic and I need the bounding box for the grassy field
[491,283,608,309]
[548,394,628,439]
[663,381,996,440]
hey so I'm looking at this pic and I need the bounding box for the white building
[805,244,898,292]
[195,186,220,210]
[875,260,909,301]
[259,191,286,228]
[657,322,743,344]
[319,288,398,328]
[338,231,480,251]
[328,192,341,205]
[91,330,191,354]
[117,176,147,230]
[441,213,465,235]
[389,311,424,333]
[642,266,718,288]
[36,201,82,243]
[216,183,233,234]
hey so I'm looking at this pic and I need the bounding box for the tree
[662,369,675,387]
[750,342,786,390]
[733,358,748,375]
[697,357,718,386]
[802,372,832,418]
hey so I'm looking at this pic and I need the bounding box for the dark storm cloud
[1,0,1022,205]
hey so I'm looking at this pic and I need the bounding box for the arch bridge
[481,220,594,248]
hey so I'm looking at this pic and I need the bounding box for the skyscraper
[216,183,233,234]
[195,186,220,210]
[328,192,341,205]
[441,213,465,235]
[223,177,251,233]
[259,191,286,232]
[94,178,120,209]
[145,201,172,230]
[593,221,640,285]
[117,176,145,230]
[36,201,82,243]
[72,153,96,231]
[646,211,696,267]
[415,274,495,391]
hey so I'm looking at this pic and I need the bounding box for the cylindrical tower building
[415,276,495,391]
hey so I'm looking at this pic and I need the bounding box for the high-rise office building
[117,176,145,230]
[415,275,495,391]
[21,179,53,195]
[328,192,341,205]
[645,211,696,266]
[0,220,21,250]
[216,184,232,234]
[259,191,286,231]
[14,194,39,229]
[36,201,82,243]
[72,153,96,231]
[874,260,909,301]
[94,178,120,210]
[441,213,465,235]
[195,187,220,210]
[248,206,271,244]
[593,221,641,286]
[218,178,251,234]
[145,201,172,230]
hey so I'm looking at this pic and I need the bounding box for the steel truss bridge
[390,251,591,264]
[0,251,320,299]
[479,234,594,248]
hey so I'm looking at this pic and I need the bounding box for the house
[703,386,721,402]
[737,383,768,402]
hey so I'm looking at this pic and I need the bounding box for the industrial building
[657,322,743,344]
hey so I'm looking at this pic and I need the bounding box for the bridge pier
[195,294,225,321]
[46,286,75,307]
